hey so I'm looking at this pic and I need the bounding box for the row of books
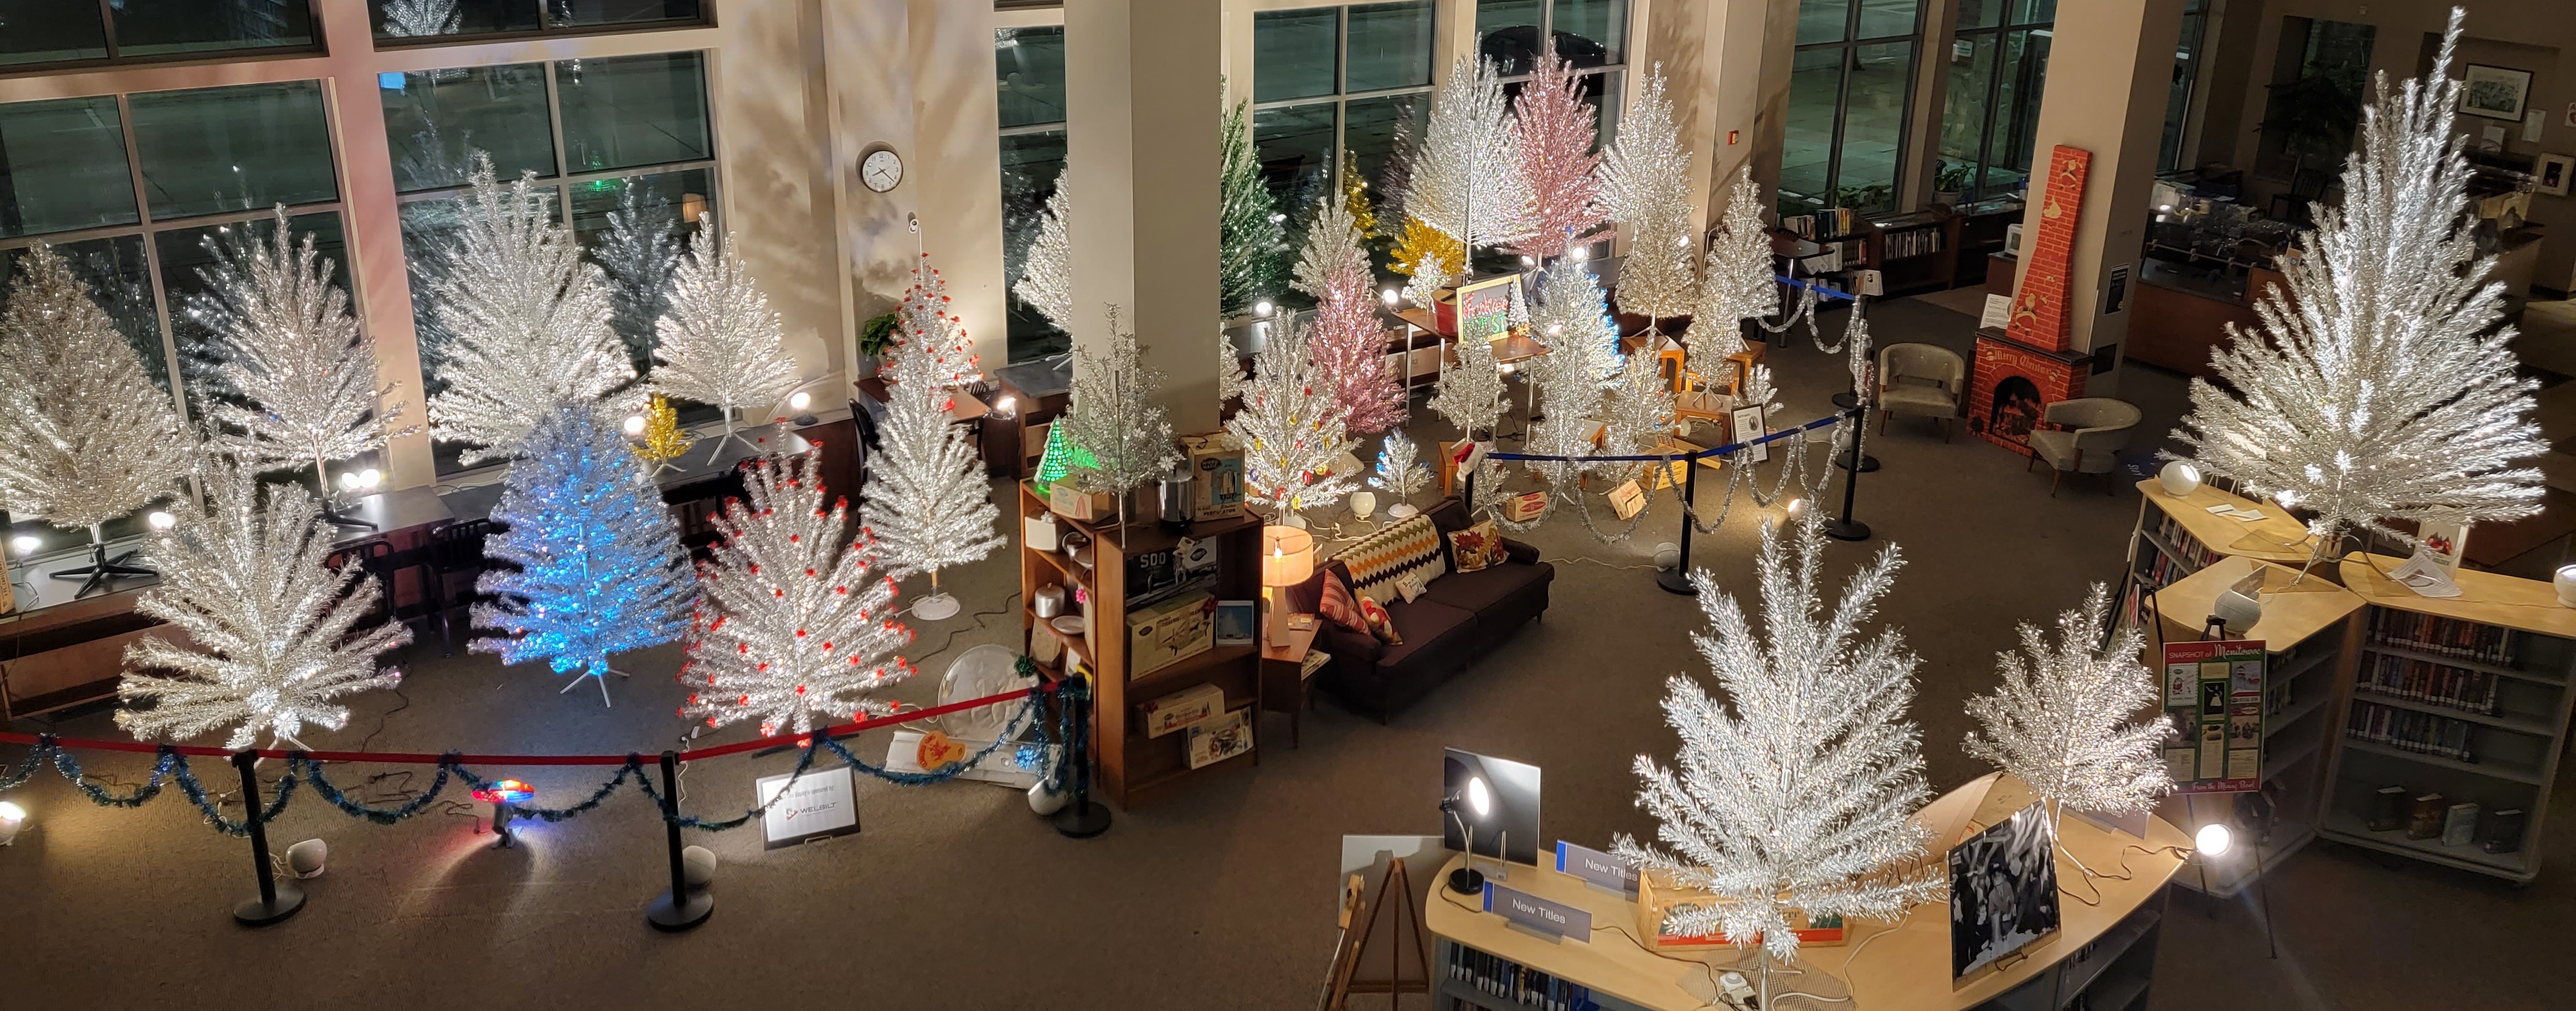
[1447,944,1597,1011]
[2365,784,2526,853]
[2356,652,2500,716]
[2365,608,2518,666]
[2347,700,2479,763]
[1882,225,1946,260]
[1781,208,1862,240]
[2146,515,2223,573]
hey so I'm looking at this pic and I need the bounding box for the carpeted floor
[4,297,2568,1010]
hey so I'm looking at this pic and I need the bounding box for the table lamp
[1260,525,1314,648]
[1444,775,1492,894]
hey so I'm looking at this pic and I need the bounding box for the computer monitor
[1441,748,1541,866]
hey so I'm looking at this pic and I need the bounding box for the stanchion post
[1053,681,1112,838]
[230,750,303,926]
[647,750,713,931]
[1826,404,1873,542]
[1656,451,1700,596]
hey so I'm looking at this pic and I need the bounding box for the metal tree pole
[647,750,713,931]
[230,750,303,926]
[1053,680,1113,838]
[1825,402,1872,542]
[1656,451,1701,596]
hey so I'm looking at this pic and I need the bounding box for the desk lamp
[1444,775,1493,894]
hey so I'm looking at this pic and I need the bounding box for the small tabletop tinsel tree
[2172,12,2545,573]
[1226,314,1360,522]
[862,305,1004,621]
[1371,428,1434,518]
[632,393,695,473]
[682,453,916,737]
[423,155,637,463]
[187,207,418,527]
[115,457,408,750]
[650,230,802,461]
[473,403,696,706]
[1058,305,1181,525]
[1964,583,2174,856]
[0,244,196,597]
[1616,511,1944,1010]
[1428,321,1510,442]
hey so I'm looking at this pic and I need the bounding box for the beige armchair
[1876,343,1965,440]
[2025,397,2142,496]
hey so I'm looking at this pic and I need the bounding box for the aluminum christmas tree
[1427,323,1508,440]
[1509,41,1604,260]
[422,155,637,465]
[1390,216,1465,308]
[1527,261,1622,392]
[1410,55,1532,252]
[379,0,459,35]
[650,230,802,459]
[1294,196,1406,436]
[1226,314,1361,520]
[861,327,1003,620]
[1012,167,1075,333]
[115,457,408,750]
[682,453,917,737]
[186,208,418,506]
[1601,347,1678,478]
[1371,428,1433,518]
[1059,305,1181,521]
[2174,14,2544,565]
[630,393,694,472]
[1615,511,1943,984]
[1691,166,1772,361]
[1220,93,1287,317]
[1597,67,1696,328]
[0,244,196,596]
[1218,332,1247,405]
[473,404,696,705]
[598,184,688,373]
[889,254,984,390]
[1963,583,2174,832]
[1340,149,1379,240]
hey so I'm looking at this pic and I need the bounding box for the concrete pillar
[1743,0,1805,203]
[1645,0,1774,236]
[712,0,848,398]
[1898,0,1962,211]
[1065,0,1224,434]
[315,0,434,488]
[2008,0,2186,393]
[909,0,1007,374]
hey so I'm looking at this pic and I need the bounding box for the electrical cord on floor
[1558,554,1660,572]
[352,685,412,755]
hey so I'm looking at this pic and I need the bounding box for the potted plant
[1934,160,1975,206]
[855,311,899,379]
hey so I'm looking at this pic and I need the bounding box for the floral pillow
[1356,596,1403,645]
[1447,520,1506,573]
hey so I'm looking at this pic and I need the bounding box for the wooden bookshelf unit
[2123,480,2317,625]
[1017,482,1264,809]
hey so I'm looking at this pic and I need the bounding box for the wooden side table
[1260,618,1323,748]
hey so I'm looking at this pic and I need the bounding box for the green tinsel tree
[1220,90,1285,317]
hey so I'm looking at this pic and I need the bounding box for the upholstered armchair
[2025,397,2142,495]
[1875,343,1965,440]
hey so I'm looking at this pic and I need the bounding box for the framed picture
[2460,64,2533,121]
[1213,599,1258,646]
[2537,153,2574,197]
[1730,405,1770,462]
[1948,802,2060,985]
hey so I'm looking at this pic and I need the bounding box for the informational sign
[2103,263,2132,316]
[2161,639,2265,794]
[1482,881,1591,941]
[1553,840,1638,897]
[1455,274,1522,345]
[757,765,861,849]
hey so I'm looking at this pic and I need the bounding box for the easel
[1322,857,1432,1010]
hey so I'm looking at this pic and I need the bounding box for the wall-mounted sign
[2103,263,2132,316]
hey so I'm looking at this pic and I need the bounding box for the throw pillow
[1356,596,1403,645]
[1316,570,1367,634]
[1394,568,1433,603]
[1448,520,1505,572]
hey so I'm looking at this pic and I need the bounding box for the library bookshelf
[1017,482,1264,809]
[2122,480,2317,625]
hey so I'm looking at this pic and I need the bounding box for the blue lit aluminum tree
[473,402,696,706]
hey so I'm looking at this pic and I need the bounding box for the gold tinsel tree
[631,394,694,471]
[1340,150,1378,240]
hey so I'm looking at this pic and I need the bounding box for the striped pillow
[1334,514,1447,603]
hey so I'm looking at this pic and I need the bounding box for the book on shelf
[2366,784,2410,831]
[2441,802,2481,847]
[2356,652,2499,715]
[1446,943,1597,1011]
[2347,700,2479,763]
[2365,609,2518,666]
[2405,792,2448,840]
[1781,208,1861,240]
[2479,807,2527,854]
[1882,225,1946,260]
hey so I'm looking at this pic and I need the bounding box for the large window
[0,83,345,545]
[2157,0,2211,173]
[1936,0,2049,203]
[1253,2,1439,278]
[1478,0,1629,147]
[0,0,319,70]
[2255,17,2374,182]
[1782,0,1923,215]
[997,24,1069,364]
[369,0,705,42]
[381,52,717,475]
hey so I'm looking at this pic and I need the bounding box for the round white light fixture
[623,414,647,436]
[2157,460,2201,497]
[1466,776,1492,818]
[1571,247,1589,262]
[286,838,328,878]
[1786,497,1805,516]
[1349,491,1376,520]
[359,469,382,490]
[1520,255,1536,267]
[1381,288,1400,306]
[2555,565,2576,607]
[1255,299,1274,318]
[788,391,813,411]
[8,534,38,556]
[0,800,23,846]
[146,511,176,531]
[2195,822,2233,857]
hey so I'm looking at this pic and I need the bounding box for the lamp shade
[1260,525,1315,588]
[2157,460,2202,497]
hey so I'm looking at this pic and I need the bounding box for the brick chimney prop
[1970,144,2094,453]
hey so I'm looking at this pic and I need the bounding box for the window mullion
[95,0,120,60]
[544,62,571,180]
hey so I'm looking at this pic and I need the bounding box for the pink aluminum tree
[1510,42,1604,260]
[1294,196,1406,436]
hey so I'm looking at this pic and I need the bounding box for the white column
[909,0,1008,373]
[316,0,434,488]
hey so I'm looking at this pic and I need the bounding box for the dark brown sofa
[1285,496,1553,719]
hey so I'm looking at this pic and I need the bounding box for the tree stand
[51,523,155,599]
[560,662,634,707]
[647,751,714,931]
[700,405,765,463]
[229,750,304,926]
[914,570,962,621]
[314,460,377,531]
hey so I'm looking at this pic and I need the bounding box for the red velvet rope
[0,683,1052,767]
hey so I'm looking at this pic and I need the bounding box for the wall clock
[860,148,904,193]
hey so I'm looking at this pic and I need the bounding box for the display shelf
[2319,808,2532,878]
[2052,905,2159,1005]
[2334,739,2543,785]
[2265,691,2333,741]
[2348,689,2555,735]
[2262,732,2324,782]
[2359,642,2565,686]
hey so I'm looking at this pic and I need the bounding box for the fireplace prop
[1967,330,2088,452]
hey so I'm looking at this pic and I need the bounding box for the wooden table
[1424,773,2186,1011]
[1259,617,1322,747]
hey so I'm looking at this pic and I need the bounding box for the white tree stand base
[1280,513,1308,529]
[561,666,635,707]
[1386,503,1420,520]
[914,592,963,621]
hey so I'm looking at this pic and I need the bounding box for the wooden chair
[424,520,498,656]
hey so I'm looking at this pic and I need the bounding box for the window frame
[1942,2,2051,203]
[1786,1,1927,214]
[1249,1,1443,207]
[367,0,713,49]
[0,0,327,75]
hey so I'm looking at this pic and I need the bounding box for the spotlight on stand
[285,838,328,878]
[0,800,25,846]
[473,779,536,848]
[1441,780,1491,895]
[1381,288,1400,306]
[2195,822,2233,857]
[1441,748,1540,896]
[788,390,818,426]
[1255,299,1274,319]
[10,534,39,556]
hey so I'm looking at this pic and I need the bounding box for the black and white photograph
[1949,802,2061,982]
[2459,62,2534,120]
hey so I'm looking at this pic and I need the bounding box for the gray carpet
[5,296,2568,1010]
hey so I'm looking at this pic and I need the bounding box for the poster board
[1948,801,2060,985]
[1455,274,1522,345]
[2161,639,2266,794]
[757,765,862,849]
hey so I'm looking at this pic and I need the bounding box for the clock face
[860,149,903,193]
